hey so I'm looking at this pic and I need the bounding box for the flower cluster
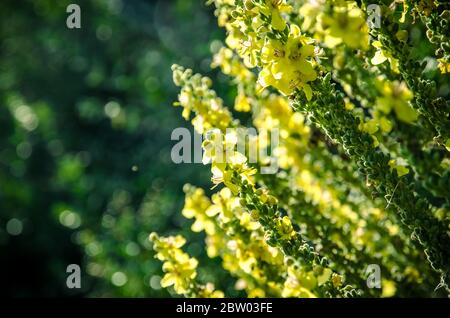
[210,0,319,99]
[151,0,450,298]
[149,233,224,297]
[172,64,235,134]
[300,0,369,50]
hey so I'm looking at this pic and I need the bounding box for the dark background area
[0,0,239,297]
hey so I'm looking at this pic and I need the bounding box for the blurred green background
[0,0,239,297]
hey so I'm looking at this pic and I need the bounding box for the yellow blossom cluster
[150,0,449,298]
[180,184,344,297]
[189,63,421,295]
[299,0,369,50]
[212,47,256,112]
[149,233,224,297]
[210,0,319,99]
[172,64,235,134]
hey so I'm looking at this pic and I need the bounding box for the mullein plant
[151,0,450,297]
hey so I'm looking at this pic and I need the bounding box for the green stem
[292,74,450,292]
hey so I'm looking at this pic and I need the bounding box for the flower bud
[149,232,158,242]
[250,209,259,220]
[395,30,408,42]
[244,0,254,11]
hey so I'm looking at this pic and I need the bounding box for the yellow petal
[371,50,387,65]
[303,84,313,101]
[317,268,333,286]
[300,44,315,57]
[271,11,286,31]
[290,24,301,37]
[324,35,342,48]
[160,273,177,288]
[205,205,221,217]
[393,102,418,123]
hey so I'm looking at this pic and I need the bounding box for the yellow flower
[213,159,256,195]
[151,234,186,261]
[182,187,216,235]
[276,216,295,240]
[212,47,255,83]
[361,118,379,135]
[202,129,225,165]
[438,58,450,74]
[172,65,233,134]
[160,255,198,294]
[235,93,252,112]
[316,267,333,286]
[258,24,317,99]
[150,233,200,295]
[206,187,241,222]
[255,0,292,31]
[282,265,317,297]
[331,273,343,288]
[388,159,409,177]
[248,288,266,298]
[202,130,256,193]
[211,164,238,194]
[197,283,225,298]
[321,6,369,50]
[379,116,393,133]
[238,250,258,273]
[375,80,417,123]
[371,41,400,73]
[238,32,264,68]
[240,212,261,231]
[299,1,323,32]
[206,233,224,258]
[381,280,396,297]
